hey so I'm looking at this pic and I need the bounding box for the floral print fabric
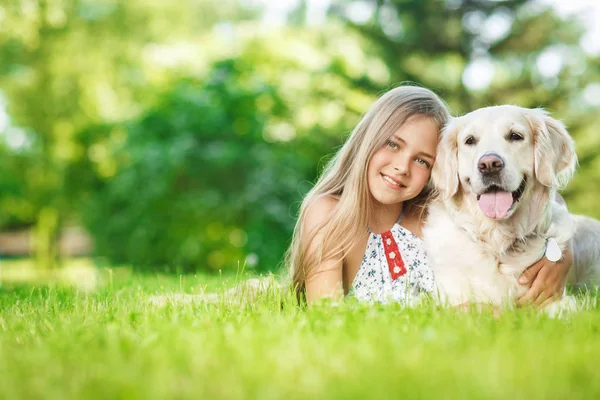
[351,223,434,305]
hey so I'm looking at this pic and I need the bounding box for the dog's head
[432,106,576,220]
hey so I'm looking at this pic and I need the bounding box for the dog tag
[545,237,562,262]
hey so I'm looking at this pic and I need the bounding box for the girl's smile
[381,173,406,190]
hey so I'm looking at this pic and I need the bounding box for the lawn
[0,260,599,399]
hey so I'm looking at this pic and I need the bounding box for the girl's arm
[516,240,573,307]
[516,192,572,307]
[302,196,344,305]
[305,264,344,304]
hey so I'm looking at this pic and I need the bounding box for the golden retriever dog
[423,105,600,313]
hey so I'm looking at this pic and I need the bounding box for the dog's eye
[464,136,477,146]
[508,131,524,141]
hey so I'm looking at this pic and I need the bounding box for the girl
[287,85,573,306]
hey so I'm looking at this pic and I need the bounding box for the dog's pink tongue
[477,191,513,219]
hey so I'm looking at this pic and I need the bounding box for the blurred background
[0,0,598,279]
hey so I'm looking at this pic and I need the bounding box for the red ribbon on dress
[381,230,407,280]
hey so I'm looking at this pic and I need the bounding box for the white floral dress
[350,212,434,305]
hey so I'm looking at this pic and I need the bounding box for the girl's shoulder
[304,195,339,229]
[301,195,344,255]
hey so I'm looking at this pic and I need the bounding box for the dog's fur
[423,105,600,312]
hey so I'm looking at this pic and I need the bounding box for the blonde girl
[287,85,573,306]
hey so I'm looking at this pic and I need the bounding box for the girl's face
[367,116,439,207]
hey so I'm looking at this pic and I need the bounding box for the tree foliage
[0,0,258,267]
[80,59,309,271]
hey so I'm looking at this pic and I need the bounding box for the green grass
[0,262,599,399]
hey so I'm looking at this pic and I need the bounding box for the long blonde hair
[286,85,450,300]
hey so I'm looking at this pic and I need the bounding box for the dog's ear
[530,109,577,188]
[431,118,460,199]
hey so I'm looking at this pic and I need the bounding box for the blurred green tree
[82,60,285,271]
[0,0,257,267]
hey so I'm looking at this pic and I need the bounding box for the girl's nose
[393,155,410,176]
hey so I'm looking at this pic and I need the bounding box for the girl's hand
[516,240,573,308]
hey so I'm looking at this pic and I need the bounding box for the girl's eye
[386,140,399,150]
[415,158,431,168]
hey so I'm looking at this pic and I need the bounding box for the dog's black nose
[478,154,504,175]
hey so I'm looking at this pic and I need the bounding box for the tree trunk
[35,207,60,270]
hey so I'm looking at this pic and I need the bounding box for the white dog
[423,106,600,312]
